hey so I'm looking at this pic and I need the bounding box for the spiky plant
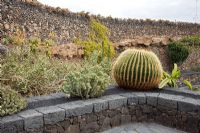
[112,48,163,90]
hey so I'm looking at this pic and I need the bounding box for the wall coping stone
[162,86,200,99]
[18,110,43,131]
[36,106,65,125]
[26,85,200,110]
[1,86,200,132]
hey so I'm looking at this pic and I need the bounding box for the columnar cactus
[112,48,163,90]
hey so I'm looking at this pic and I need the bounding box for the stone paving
[103,123,185,133]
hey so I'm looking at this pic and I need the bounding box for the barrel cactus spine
[112,48,163,90]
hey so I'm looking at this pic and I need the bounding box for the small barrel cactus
[112,48,163,90]
[0,85,27,116]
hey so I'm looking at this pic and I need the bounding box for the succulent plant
[0,85,27,116]
[159,63,181,89]
[112,48,163,90]
[63,64,110,99]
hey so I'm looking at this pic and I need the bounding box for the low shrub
[0,84,27,116]
[168,42,189,64]
[159,64,181,88]
[1,35,12,45]
[9,28,26,46]
[191,66,200,72]
[183,80,200,91]
[0,46,73,96]
[181,35,200,46]
[63,52,111,99]
[75,19,115,62]
[63,64,110,99]
[28,37,42,54]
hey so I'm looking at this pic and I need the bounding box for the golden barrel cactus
[112,49,163,90]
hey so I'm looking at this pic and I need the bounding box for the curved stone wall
[1,86,200,133]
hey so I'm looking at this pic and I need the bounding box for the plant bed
[1,86,200,133]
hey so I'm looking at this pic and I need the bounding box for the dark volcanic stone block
[158,94,184,109]
[178,98,200,112]
[58,100,93,117]
[18,110,43,131]
[36,106,65,125]
[146,93,159,106]
[1,115,23,133]
[120,93,139,106]
[102,95,127,109]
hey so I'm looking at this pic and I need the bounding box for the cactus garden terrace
[1,0,200,133]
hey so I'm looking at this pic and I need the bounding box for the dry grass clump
[0,46,78,96]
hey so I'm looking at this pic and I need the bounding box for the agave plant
[159,63,181,89]
[183,80,200,91]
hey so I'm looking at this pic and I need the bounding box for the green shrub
[63,64,110,99]
[0,47,72,96]
[75,19,115,61]
[28,37,41,54]
[168,42,189,64]
[159,64,181,88]
[9,28,26,46]
[191,66,200,72]
[1,36,12,45]
[112,48,163,90]
[183,80,200,91]
[0,84,27,116]
[181,35,200,46]
[85,51,112,75]
[63,52,111,99]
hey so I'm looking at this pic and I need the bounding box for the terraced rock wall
[1,0,200,44]
[1,0,200,71]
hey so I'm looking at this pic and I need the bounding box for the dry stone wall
[1,0,200,44]
[1,0,200,71]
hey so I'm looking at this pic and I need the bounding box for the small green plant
[10,28,26,45]
[159,64,181,88]
[43,31,56,46]
[112,48,163,90]
[181,35,200,46]
[75,19,115,61]
[42,32,56,58]
[168,42,189,64]
[63,52,111,99]
[63,64,110,99]
[183,80,200,91]
[0,84,27,116]
[28,37,41,54]
[1,36,11,45]
[85,51,112,75]
[191,66,200,72]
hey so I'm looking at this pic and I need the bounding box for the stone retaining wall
[1,0,200,71]
[1,0,200,44]
[1,86,200,133]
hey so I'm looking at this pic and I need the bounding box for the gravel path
[102,123,185,133]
